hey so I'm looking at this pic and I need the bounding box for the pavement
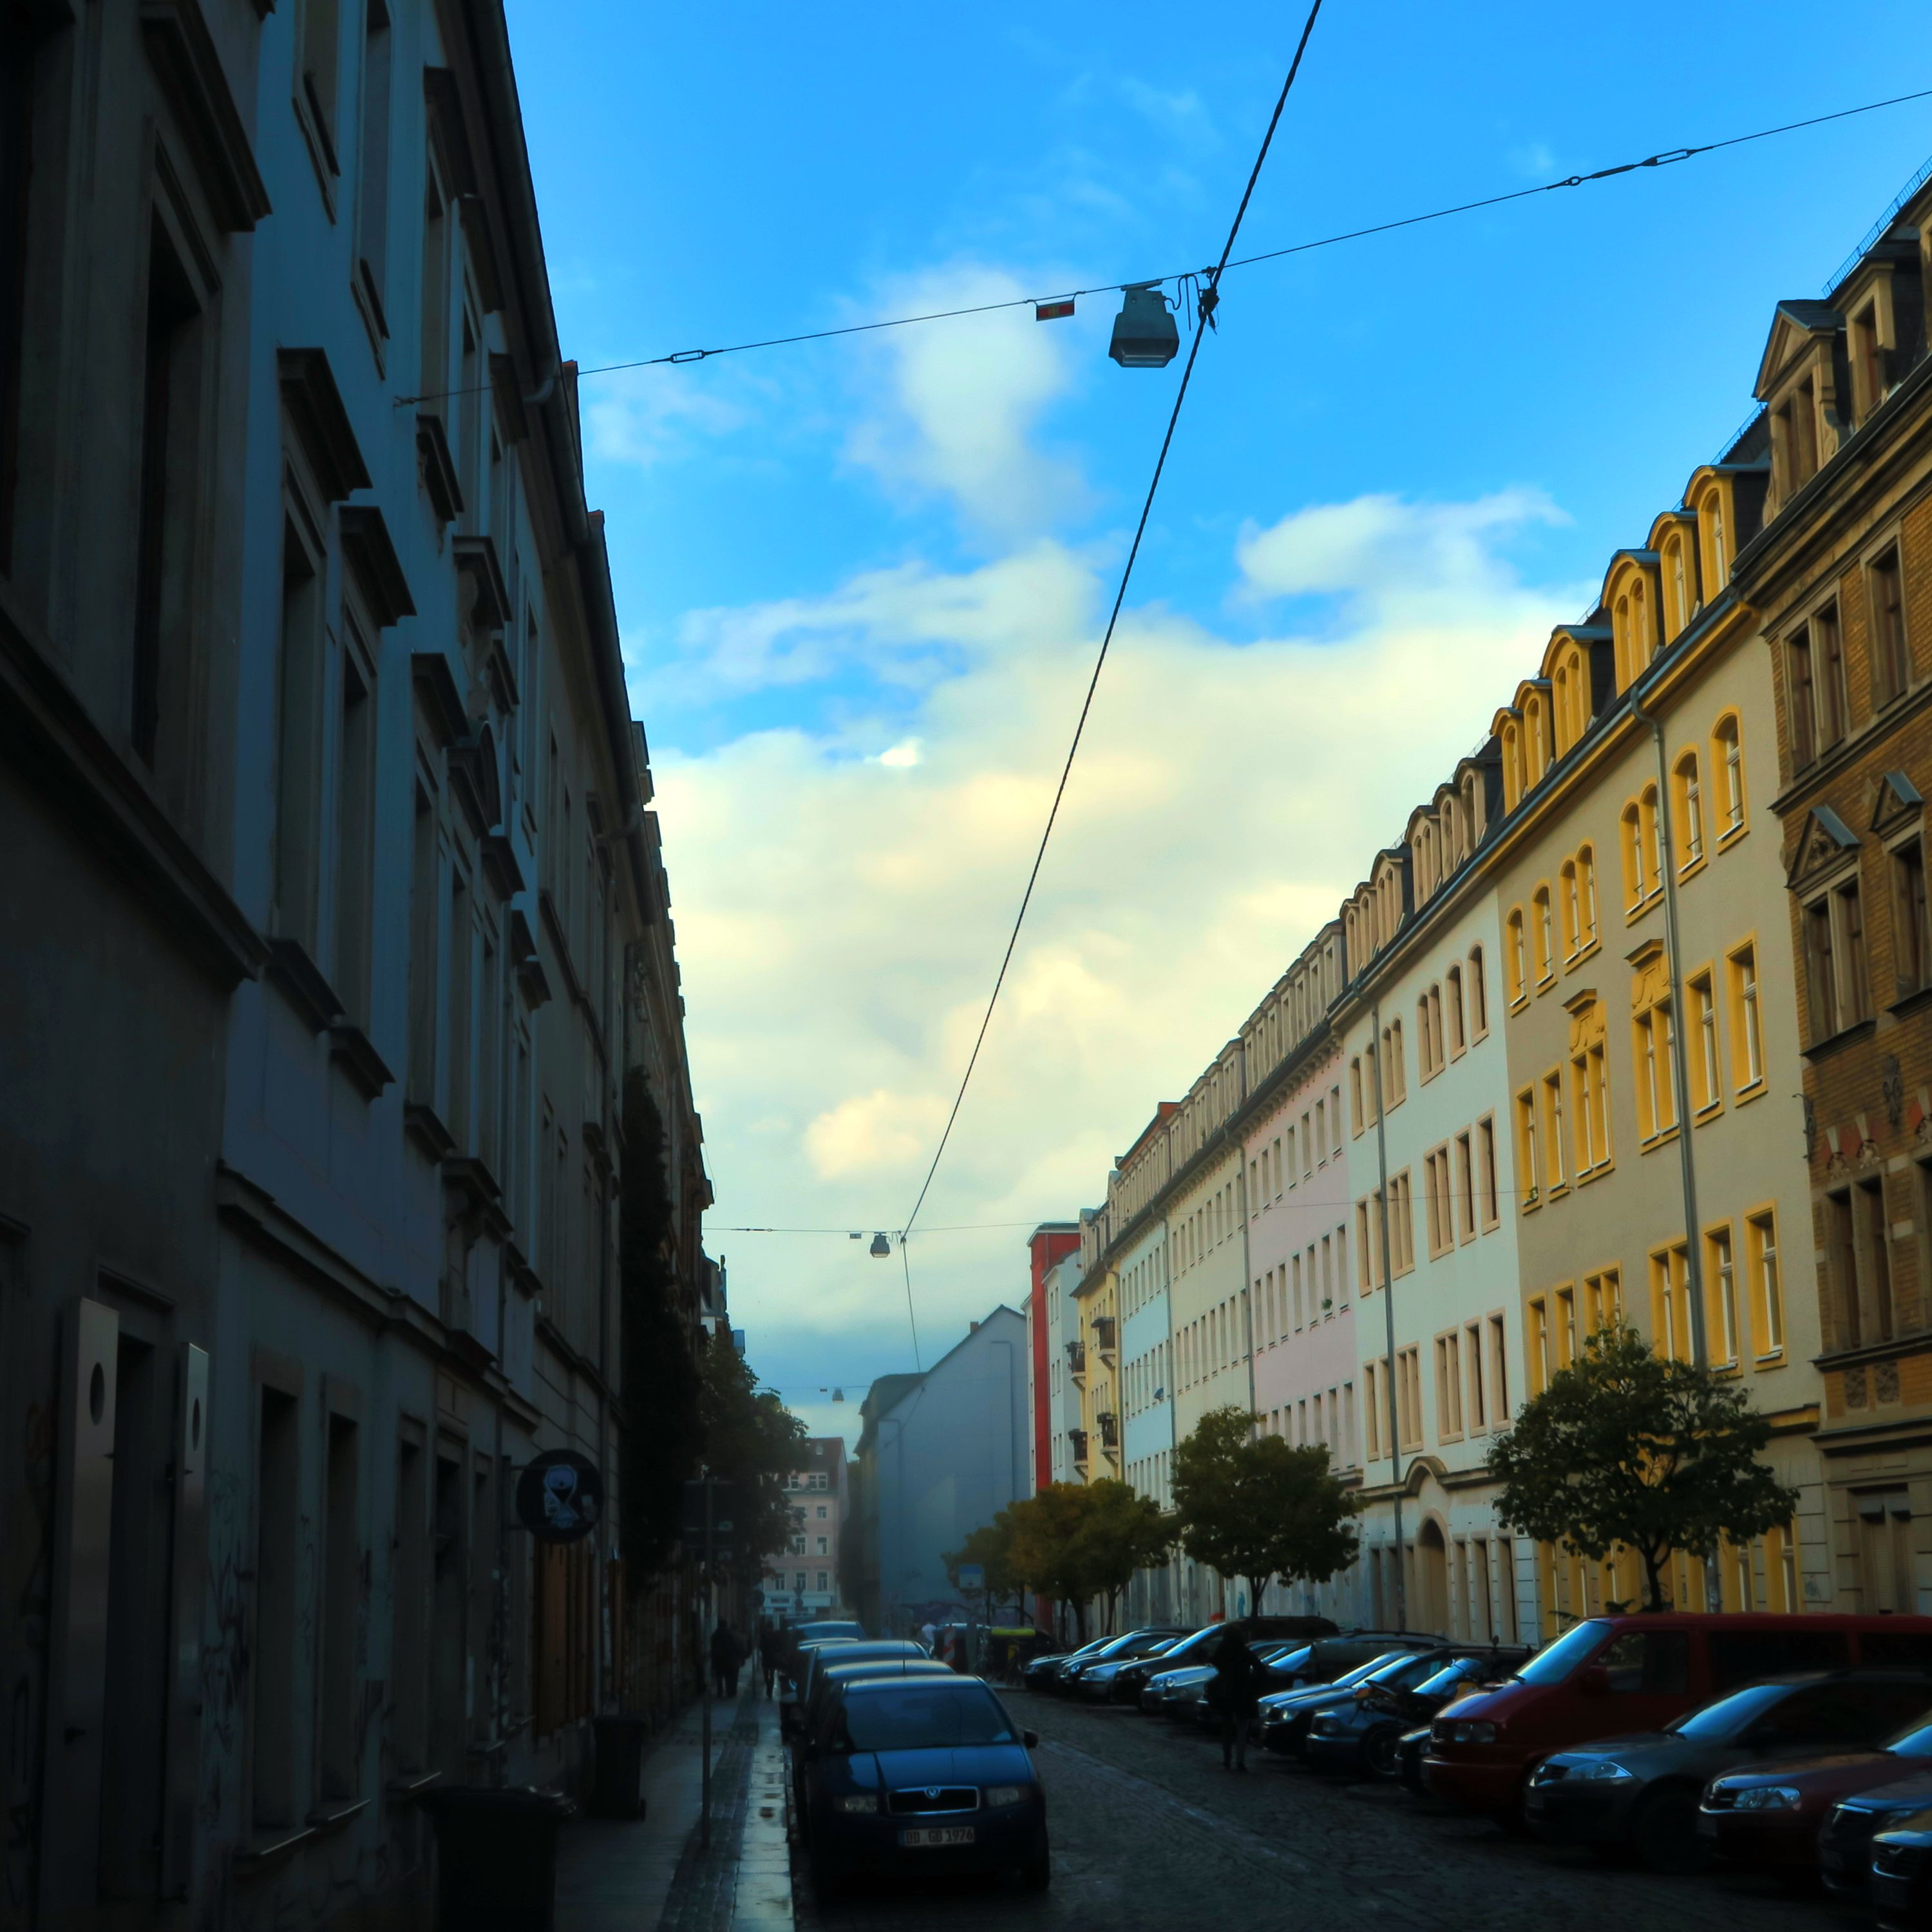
[556,1683,794,1931]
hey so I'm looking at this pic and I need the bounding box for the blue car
[799,1674,1050,1896]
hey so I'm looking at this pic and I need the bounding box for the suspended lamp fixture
[869,1232,891,1258]
[1108,282,1179,368]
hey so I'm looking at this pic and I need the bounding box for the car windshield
[1667,1682,1790,1741]
[1513,1620,1611,1685]
[1416,1660,1490,1697]
[1267,1646,1314,1674]
[1365,1653,1438,1685]
[1884,1718,1932,1758]
[837,1684,1019,1752]
[799,1623,864,1642]
[1329,1653,1408,1689]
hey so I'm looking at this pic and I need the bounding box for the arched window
[1506,907,1527,1004]
[1620,801,1644,911]
[1710,502,1727,583]
[1631,581,1650,670]
[1640,782,1662,894]
[1428,983,1444,1074]
[1446,965,1466,1053]
[1501,721,1522,810]
[1673,750,1705,869]
[1417,993,1434,1076]
[1577,842,1598,947]
[1712,713,1745,838]
[1668,539,1690,634]
[1559,858,1580,958]
[1463,773,1483,844]
[1532,883,1554,985]
[1525,696,1546,782]
[1467,945,1488,1037]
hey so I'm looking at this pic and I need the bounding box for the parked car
[781,1636,864,1729]
[1121,1617,1336,1711]
[1022,1635,1110,1693]
[1870,1804,1932,1932]
[1075,1633,1188,1701]
[1819,1769,1932,1895]
[1307,1649,1529,1779]
[795,1660,958,1823]
[1526,1672,1932,1874]
[797,1673,1049,1897]
[1056,1626,1188,1695]
[1261,1649,1453,1758]
[1698,1708,1932,1876]
[1425,1611,1932,1826]
[782,1619,867,1671]
[1288,1630,1450,1690]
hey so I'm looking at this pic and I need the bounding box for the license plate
[899,1826,976,1848]
[1696,1814,1717,1838]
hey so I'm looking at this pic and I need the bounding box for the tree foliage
[698,1333,811,1589]
[1074,1480,1175,1633]
[618,1072,703,1586]
[943,1519,1021,1603]
[956,1480,1174,1637]
[1171,1406,1359,1613]
[1486,1325,1801,1611]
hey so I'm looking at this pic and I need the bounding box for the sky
[502,0,1932,1446]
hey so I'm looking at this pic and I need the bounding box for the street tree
[1003,1482,1104,1640]
[944,1515,1021,1602]
[1171,1406,1359,1615]
[697,1332,811,1591]
[1072,1479,1174,1634]
[1486,1324,1801,1611]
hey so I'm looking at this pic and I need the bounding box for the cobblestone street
[791,1692,1861,1932]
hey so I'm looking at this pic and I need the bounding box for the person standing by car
[1210,1627,1262,1772]
[757,1620,782,1698]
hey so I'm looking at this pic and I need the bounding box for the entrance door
[1416,1522,1450,1638]
[1857,1490,1916,1613]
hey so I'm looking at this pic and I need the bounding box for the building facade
[763,1437,849,1618]
[0,5,709,1927]
[1024,1223,1080,1491]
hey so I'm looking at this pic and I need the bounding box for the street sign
[515,1449,603,1544]
[956,1563,985,1591]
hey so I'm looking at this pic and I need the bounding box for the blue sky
[504,0,1932,1439]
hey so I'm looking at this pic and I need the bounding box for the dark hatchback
[1306,1650,1529,1779]
[1260,1649,1450,1758]
[1056,1625,1188,1695]
[1529,1672,1932,1874]
[799,1675,1049,1897]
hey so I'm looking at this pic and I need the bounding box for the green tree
[1171,1406,1358,1615]
[1003,1483,1103,1640]
[943,1516,1019,1604]
[697,1334,811,1590]
[1072,1480,1174,1634]
[1486,1325,1801,1611]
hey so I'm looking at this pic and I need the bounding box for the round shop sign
[515,1448,604,1544]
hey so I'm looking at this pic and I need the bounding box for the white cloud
[842,267,1092,537]
[877,740,922,768]
[643,489,1584,1407]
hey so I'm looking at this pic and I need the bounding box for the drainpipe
[1369,1000,1407,1631]
[1627,686,1723,1615]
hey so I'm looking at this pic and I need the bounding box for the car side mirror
[1577,1666,1609,1696]
[1023,1730,1039,1749]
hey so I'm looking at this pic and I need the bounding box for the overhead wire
[898,0,1329,1255]
[396,83,1932,405]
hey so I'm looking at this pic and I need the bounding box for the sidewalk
[555,1685,795,1932]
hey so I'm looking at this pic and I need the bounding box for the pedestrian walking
[1208,1627,1262,1772]
[757,1620,781,1698]
[710,1619,740,1700]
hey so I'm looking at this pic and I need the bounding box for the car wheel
[1631,1786,1712,1876]
[1361,1727,1401,1781]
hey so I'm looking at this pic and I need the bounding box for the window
[1774,372,1822,498]
[1870,544,1910,706]
[319,1412,360,1799]
[1389,1170,1415,1274]
[1528,1296,1550,1396]
[1712,714,1746,839]
[1746,1210,1783,1359]
[132,225,205,766]
[1688,970,1720,1113]
[1583,1267,1621,1334]
[1349,1061,1363,1137]
[1633,981,1678,1142]
[1329,1086,1343,1159]
[353,1,393,330]
[1727,942,1765,1091]
[1445,965,1466,1053]
[1514,1087,1539,1208]
[298,0,343,175]
[1894,838,1931,998]
[1435,1333,1464,1439]
[274,512,327,954]
[252,1385,301,1828]
[1383,1020,1406,1104]
[1531,884,1554,985]
[1505,907,1528,1005]
[1539,1070,1567,1194]
[1859,1177,1896,1344]
[1425,1145,1452,1257]
[1707,1224,1739,1368]
[1488,1313,1509,1421]
[1788,605,1848,763]
[1569,1030,1609,1176]
[334,642,377,1023]
[1467,945,1488,1037]
[408,783,439,1104]
[1553,1285,1577,1367]
[1803,876,1871,1041]
[1650,1240,1690,1361]
[1464,1321,1488,1430]
[1396,1346,1423,1450]
[1598,1628,1690,1696]
[1558,859,1581,958]
[1476,1115,1499,1229]
[447,868,473,1150]
[1828,1187,1861,1349]
[1673,752,1705,871]
[392,1435,427,1771]
[1576,845,1597,949]
[1454,1130,1475,1242]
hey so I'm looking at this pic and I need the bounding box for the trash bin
[425,1785,576,1932]
[591,1715,648,1819]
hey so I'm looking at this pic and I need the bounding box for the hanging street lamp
[1108,282,1179,368]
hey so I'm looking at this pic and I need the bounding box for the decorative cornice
[339,504,415,625]
[277,348,370,502]
[139,0,272,232]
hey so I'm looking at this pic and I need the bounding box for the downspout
[1627,685,1722,1613]
[1236,1040,1260,1617]
[1369,1000,1407,1631]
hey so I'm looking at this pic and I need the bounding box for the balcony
[1096,1410,1119,1451]
[1068,1426,1089,1470]
[1092,1315,1118,1363]
[1066,1338,1086,1381]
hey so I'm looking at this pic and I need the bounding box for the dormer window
[1665,539,1689,638]
[1772,370,1822,499]
[1852,299,1887,421]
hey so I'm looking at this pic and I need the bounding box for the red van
[1424,1613,1932,1824]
